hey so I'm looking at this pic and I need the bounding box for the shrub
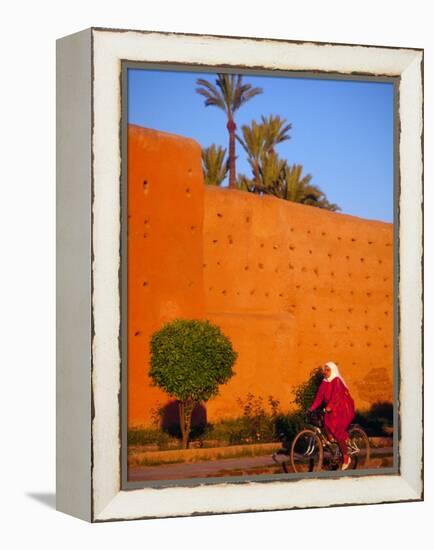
[354,401,394,436]
[163,419,207,442]
[204,417,251,445]
[292,366,324,411]
[149,319,237,448]
[274,411,305,441]
[127,428,172,449]
[203,394,283,445]
[368,401,393,425]
[236,393,278,442]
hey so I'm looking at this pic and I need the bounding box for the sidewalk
[128,444,393,481]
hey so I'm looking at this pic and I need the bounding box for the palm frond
[236,174,256,193]
[238,120,264,160]
[196,78,221,97]
[196,78,226,111]
[235,132,249,154]
[201,144,229,186]
[260,114,292,151]
[277,163,339,210]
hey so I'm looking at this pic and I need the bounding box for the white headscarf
[324,361,348,388]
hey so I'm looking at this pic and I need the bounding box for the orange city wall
[128,125,394,428]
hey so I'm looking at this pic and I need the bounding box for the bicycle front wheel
[290,429,323,473]
[348,426,370,469]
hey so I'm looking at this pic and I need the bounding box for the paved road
[128,447,393,482]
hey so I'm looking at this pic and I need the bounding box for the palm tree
[278,163,341,211]
[259,114,292,154]
[280,164,315,202]
[236,115,291,193]
[257,151,287,195]
[201,144,229,186]
[196,74,263,189]
[236,119,264,190]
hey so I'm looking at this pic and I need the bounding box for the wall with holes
[127,125,206,426]
[127,125,394,427]
[203,186,394,421]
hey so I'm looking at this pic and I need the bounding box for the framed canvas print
[56,27,423,522]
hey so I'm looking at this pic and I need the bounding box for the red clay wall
[203,187,393,419]
[127,125,205,426]
[128,125,393,428]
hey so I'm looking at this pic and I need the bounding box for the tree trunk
[178,400,195,449]
[227,118,236,189]
[178,401,186,449]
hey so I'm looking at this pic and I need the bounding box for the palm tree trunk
[227,118,236,189]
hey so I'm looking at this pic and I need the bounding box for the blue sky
[128,68,394,223]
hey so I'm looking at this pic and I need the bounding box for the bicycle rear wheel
[348,426,370,469]
[290,429,323,473]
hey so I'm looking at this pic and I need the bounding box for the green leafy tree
[196,74,263,189]
[202,144,229,186]
[292,366,325,412]
[149,319,237,448]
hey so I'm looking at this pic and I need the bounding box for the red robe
[309,377,355,442]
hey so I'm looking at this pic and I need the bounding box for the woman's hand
[325,407,332,413]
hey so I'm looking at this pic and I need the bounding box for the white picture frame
[56,27,423,522]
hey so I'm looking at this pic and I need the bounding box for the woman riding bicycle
[308,362,355,470]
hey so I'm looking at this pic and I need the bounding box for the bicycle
[272,410,370,473]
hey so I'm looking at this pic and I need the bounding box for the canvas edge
[90,25,424,53]
[90,29,423,522]
[397,51,424,499]
[56,28,93,522]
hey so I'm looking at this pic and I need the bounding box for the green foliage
[205,417,252,445]
[237,393,276,442]
[354,401,394,436]
[236,115,291,194]
[196,76,341,212]
[237,114,291,160]
[149,402,164,428]
[196,74,263,189]
[236,116,340,211]
[127,427,172,449]
[196,74,263,116]
[278,163,341,211]
[236,174,255,193]
[150,319,237,402]
[369,401,394,424]
[202,144,229,186]
[274,411,306,442]
[204,393,282,444]
[292,366,325,411]
[261,152,287,193]
[260,114,292,152]
[237,118,264,166]
[162,417,207,442]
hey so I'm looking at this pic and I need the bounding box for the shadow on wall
[160,400,207,438]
